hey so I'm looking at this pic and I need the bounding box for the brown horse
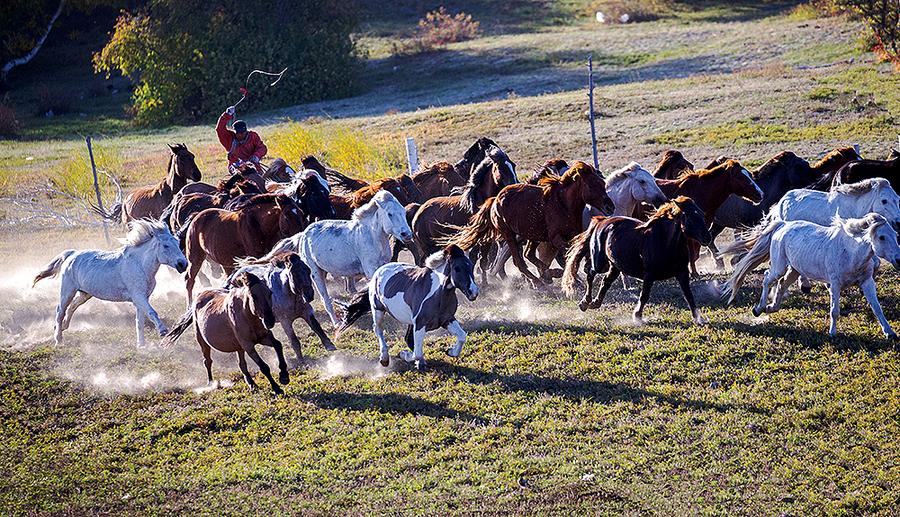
[412,137,513,199]
[829,153,899,191]
[163,174,263,232]
[410,153,519,270]
[655,159,763,276]
[653,150,694,180]
[164,271,289,394]
[562,196,712,324]
[452,161,615,288]
[331,175,423,219]
[183,194,306,302]
[92,143,202,223]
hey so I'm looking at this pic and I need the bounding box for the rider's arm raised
[216,110,234,150]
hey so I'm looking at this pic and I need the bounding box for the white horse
[251,189,413,327]
[723,213,900,338]
[32,219,188,347]
[768,178,900,227]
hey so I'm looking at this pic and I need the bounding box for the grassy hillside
[2,2,900,514]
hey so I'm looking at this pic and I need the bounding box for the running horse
[92,144,202,222]
[653,150,694,180]
[452,161,615,288]
[412,137,509,199]
[161,173,264,233]
[330,175,422,220]
[562,196,713,325]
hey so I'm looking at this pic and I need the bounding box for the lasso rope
[233,67,288,109]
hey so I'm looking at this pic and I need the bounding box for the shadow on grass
[718,320,896,354]
[302,391,485,423]
[428,359,769,415]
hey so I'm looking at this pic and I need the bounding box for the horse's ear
[167,143,176,153]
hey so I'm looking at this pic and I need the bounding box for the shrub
[0,104,20,137]
[94,0,360,126]
[823,0,900,68]
[396,7,480,55]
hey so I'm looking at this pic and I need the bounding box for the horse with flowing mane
[92,144,202,223]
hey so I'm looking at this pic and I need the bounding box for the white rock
[595,11,606,23]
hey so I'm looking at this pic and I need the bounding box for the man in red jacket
[216,105,268,172]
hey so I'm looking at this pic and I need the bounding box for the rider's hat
[233,120,248,133]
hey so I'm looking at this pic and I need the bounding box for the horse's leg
[55,281,78,345]
[262,331,290,385]
[236,349,257,390]
[632,277,654,326]
[398,326,428,371]
[579,260,597,312]
[676,269,706,325]
[185,254,204,307]
[800,275,813,294]
[280,319,305,366]
[131,295,167,337]
[197,330,214,385]
[827,281,841,337]
[390,237,403,262]
[208,261,225,281]
[374,309,391,367]
[299,306,336,352]
[590,267,620,310]
[688,239,701,278]
[344,276,356,294]
[770,267,800,313]
[860,277,896,339]
[134,308,147,348]
[242,342,283,394]
[708,223,726,270]
[310,266,339,327]
[445,319,467,358]
[506,236,543,289]
[404,325,415,351]
[490,243,512,280]
[62,291,92,331]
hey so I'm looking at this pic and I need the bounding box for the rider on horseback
[216,106,268,173]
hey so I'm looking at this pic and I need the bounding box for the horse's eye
[638,179,645,184]
[880,236,886,241]
[883,199,888,205]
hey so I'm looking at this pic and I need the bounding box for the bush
[0,104,20,137]
[396,7,480,55]
[823,0,900,68]
[93,0,360,126]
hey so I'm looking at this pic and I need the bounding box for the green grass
[1,268,899,513]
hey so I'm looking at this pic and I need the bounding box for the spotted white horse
[337,245,479,371]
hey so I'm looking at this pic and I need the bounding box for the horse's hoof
[279,371,290,385]
[694,314,709,325]
[447,345,462,358]
[800,285,812,295]
[632,315,645,326]
[578,300,589,312]
[324,341,337,352]
[272,386,284,396]
[886,332,898,341]
[415,360,427,372]
[751,307,763,317]
[380,357,390,367]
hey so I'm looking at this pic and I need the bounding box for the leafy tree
[828,0,900,67]
[94,0,359,125]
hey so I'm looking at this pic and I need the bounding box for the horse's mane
[838,213,887,237]
[416,161,455,177]
[459,157,494,212]
[352,190,392,220]
[831,178,886,196]
[605,162,644,188]
[123,219,168,247]
[814,146,859,170]
[350,178,398,207]
[752,152,806,180]
[538,161,589,190]
[526,159,568,185]
[642,196,692,226]
[424,245,466,270]
[679,159,738,182]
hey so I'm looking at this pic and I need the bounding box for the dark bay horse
[452,161,615,288]
[92,143,202,223]
[330,175,423,219]
[412,137,512,199]
[653,150,694,180]
[709,146,861,265]
[183,194,306,302]
[227,172,335,224]
[829,153,900,191]
[562,196,712,325]
[164,271,289,394]
[163,174,263,232]
[410,151,519,268]
[655,159,763,275]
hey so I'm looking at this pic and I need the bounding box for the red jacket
[216,111,268,165]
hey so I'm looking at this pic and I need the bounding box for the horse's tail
[162,309,194,348]
[562,217,601,297]
[719,205,779,263]
[159,196,179,232]
[90,201,122,223]
[33,250,76,287]
[335,290,370,336]
[722,220,784,304]
[237,235,297,267]
[451,197,497,250]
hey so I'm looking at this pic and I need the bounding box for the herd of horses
[31,135,900,391]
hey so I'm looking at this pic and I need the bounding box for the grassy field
[2,1,900,514]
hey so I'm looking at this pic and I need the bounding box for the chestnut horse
[92,143,202,223]
[655,159,763,276]
[330,175,422,219]
[411,150,520,268]
[162,174,263,232]
[183,194,306,302]
[562,196,713,325]
[164,271,289,394]
[452,161,615,288]
[709,146,861,265]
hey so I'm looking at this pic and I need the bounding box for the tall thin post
[405,137,418,174]
[86,136,111,245]
[588,55,599,171]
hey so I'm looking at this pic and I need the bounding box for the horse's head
[371,190,413,242]
[718,159,763,204]
[234,271,276,329]
[570,161,616,215]
[654,150,694,179]
[297,172,336,221]
[128,219,187,273]
[168,143,202,182]
[274,195,307,236]
[669,196,712,245]
[275,252,315,302]
[442,245,478,301]
[486,146,518,186]
[869,179,900,230]
[621,162,667,207]
[396,174,424,204]
[860,214,900,269]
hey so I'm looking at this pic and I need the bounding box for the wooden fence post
[86,136,111,245]
[405,137,418,174]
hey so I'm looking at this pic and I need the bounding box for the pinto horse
[337,245,479,371]
[183,194,306,302]
[562,196,712,325]
[165,271,290,394]
[452,161,615,288]
[411,150,519,267]
[709,146,861,266]
[654,159,763,275]
[92,144,202,223]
